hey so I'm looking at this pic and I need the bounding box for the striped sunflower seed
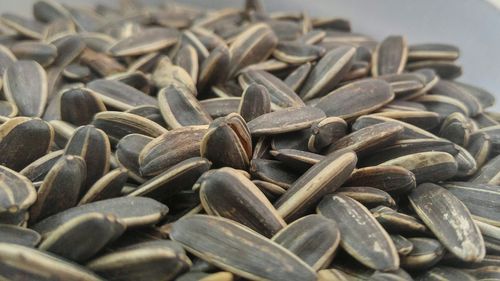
[170,215,316,281]
[409,183,486,262]
[0,224,40,247]
[317,194,399,271]
[372,35,408,76]
[400,237,445,271]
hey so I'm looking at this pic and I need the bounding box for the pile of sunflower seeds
[0,0,499,280]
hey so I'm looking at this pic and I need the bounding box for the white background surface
[3,0,500,112]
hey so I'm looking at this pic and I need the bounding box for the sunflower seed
[108,27,179,57]
[87,240,191,281]
[201,113,252,170]
[3,60,47,117]
[239,69,305,108]
[33,197,168,236]
[468,132,493,168]
[408,43,460,61]
[391,235,414,256]
[197,45,230,92]
[317,194,399,271]
[407,60,462,79]
[409,183,485,262]
[372,35,408,76]
[275,150,357,221]
[139,126,207,176]
[345,165,416,195]
[0,224,40,247]
[372,110,441,131]
[130,157,210,202]
[238,83,271,122]
[1,13,45,39]
[400,238,445,271]
[430,80,482,117]
[472,154,500,185]
[336,186,396,208]
[79,168,128,205]
[0,117,53,171]
[284,62,312,92]
[10,41,57,67]
[248,106,325,136]
[250,159,299,189]
[327,122,403,156]
[371,205,428,234]
[228,23,278,77]
[443,182,500,227]
[270,149,324,173]
[64,125,110,192]
[60,87,106,126]
[380,151,458,183]
[39,212,125,262]
[0,165,36,216]
[170,215,316,281]
[175,44,199,83]
[0,243,104,281]
[199,167,286,237]
[272,214,340,270]
[315,78,394,121]
[300,46,356,100]
[116,134,152,182]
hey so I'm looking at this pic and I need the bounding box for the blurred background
[3,0,500,111]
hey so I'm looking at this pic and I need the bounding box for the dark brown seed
[92,111,167,143]
[336,186,396,208]
[406,60,462,79]
[361,139,458,166]
[29,155,86,224]
[308,117,347,152]
[391,234,414,256]
[199,167,286,237]
[380,151,458,183]
[200,97,240,119]
[139,126,207,177]
[10,41,57,67]
[409,183,486,262]
[275,150,357,221]
[408,43,460,61]
[475,125,500,155]
[20,150,63,182]
[273,41,325,64]
[116,134,152,182]
[372,35,408,76]
[317,194,399,271]
[372,110,441,131]
[62,63,91,81]
[284,62,312,92]
[315,78,394,121]
[250,159,299,189]
[443,182,500,227]
[60,87,106,126]
[0,243,103,281]
[32,197,168,236]
[0,165,36,214]
[3,60,47,117]
[239,69,305,108]
[64,125,110,193]
[80,48,126,77]
[108,27,179,57]
[270,149,324,173]
[467,132,492,168]
[345,165,416,195]
[300,46,356,100]
[0,224,40,247]
[247,106,325,136]
[430,80,482,117]
[170,215,316,281]
[317,269,349,281]
[238,83,271,122]
[353,115,440,140]
[371,205,428,234]
[130,157,211,202]
[39,212,126,262]
[472,154,500,185]
[200,113,252,170]
[0,13,44,39]
[0,44,17,76]
[158,85,212,129]
[197,45,230,92]
[174,44,199,83]
[79,168,128,205]
[416,266,476,281]
[439,112,472,147]
[454,145,478,178]
[272,214,340,270]
[228,23,279,77]
[87,240,191,281]
[0,117,53,171]
[400,238,445,271]
[379,72,425,99]
[456,81,496,109]
[87,79,157,111]
[327,122,403,156]
[110,72,150,95]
